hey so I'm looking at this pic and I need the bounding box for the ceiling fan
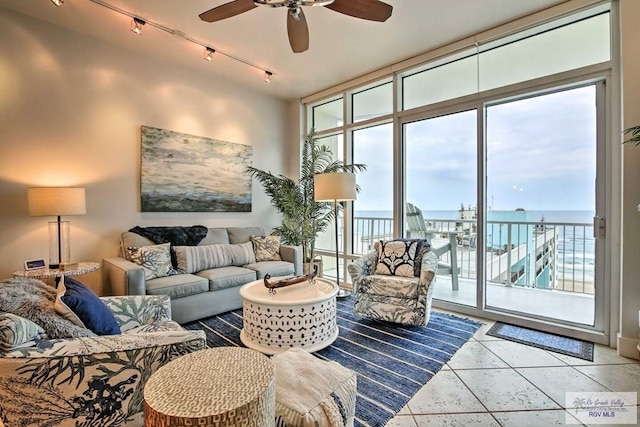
[199,0,393,53]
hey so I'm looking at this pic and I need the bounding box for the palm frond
[623,125,640,146]
[246,129,366,262]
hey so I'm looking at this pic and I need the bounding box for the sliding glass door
[484,84,602,327]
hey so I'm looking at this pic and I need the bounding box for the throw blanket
[128,225,209,246]
[0,278,95,339]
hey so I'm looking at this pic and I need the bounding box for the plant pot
[303,256,323,277]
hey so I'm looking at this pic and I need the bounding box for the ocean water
[354,209,595,283]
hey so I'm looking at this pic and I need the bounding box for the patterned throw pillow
[374,240,419,277]
[125,243,176,280]
[227,242,257,266]
[251,235,282,262]
[173,244,232,273]
[0,312,45,349]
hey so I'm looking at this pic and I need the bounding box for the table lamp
[314,172,356,298]
[28,187,86,269]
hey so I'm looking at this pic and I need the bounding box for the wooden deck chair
[406,202,429,239]
[405,202,459,290]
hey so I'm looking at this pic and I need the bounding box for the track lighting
[85,0,276,82]
[204,47,216,62]
[130,17,145,36]
[50,0,64,6]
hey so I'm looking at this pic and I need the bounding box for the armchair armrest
[279,245,303,276]
[348,250,378,293]
[419,250,438,289]
[102,257,146,296]
[0,331,205,426]
[101,295,172,332]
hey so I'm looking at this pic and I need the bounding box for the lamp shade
[28,187,86,216]
[314,173,357,201]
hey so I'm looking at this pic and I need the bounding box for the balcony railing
[352,216,594,295]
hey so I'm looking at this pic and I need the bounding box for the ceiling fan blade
[326,0,393,22]
[199,0,257,23]
[287,9,310,53]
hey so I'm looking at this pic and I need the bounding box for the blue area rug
[183,299,481,427]
[486,321,594,361]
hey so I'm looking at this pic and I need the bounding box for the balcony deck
[432,275,595,326]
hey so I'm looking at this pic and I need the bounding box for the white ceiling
[2,0,567,100]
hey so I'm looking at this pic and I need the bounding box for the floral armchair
[347,240,438,326]
[0,295,205,427]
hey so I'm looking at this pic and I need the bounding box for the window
[353,82,393,122]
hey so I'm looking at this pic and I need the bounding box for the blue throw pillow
[54,277,121,335]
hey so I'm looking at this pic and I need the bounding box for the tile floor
[385,311,640,427]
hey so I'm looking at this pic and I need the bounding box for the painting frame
[140,125,252,212]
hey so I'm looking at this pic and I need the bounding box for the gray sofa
[102,226,302,324]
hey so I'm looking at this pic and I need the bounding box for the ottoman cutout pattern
[273,347,357,427]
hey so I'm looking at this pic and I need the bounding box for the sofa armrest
[0,330,205,426]
[102,257,146,296]
[101,295,172,331]
[280,245,303,276]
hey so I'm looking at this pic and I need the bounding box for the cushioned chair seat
[145,274,208,299]
[243,261,295,279]
[123,319,185,334]
[363,274,420,299]
[197,266,257,291]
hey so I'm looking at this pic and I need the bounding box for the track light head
[204,47,216,62]
[264,71,273,83]
[130,17,145,35]
[50,0,64,6]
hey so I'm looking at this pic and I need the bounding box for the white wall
[0,9,287,295]
[619,0,640,358]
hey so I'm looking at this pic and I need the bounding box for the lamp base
[336,288,352,299]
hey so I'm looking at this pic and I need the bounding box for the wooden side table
[144,348,275,427]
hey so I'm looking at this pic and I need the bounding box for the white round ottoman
[144,347,275,426]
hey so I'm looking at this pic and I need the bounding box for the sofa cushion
[121,231,155,252]
[251,235,282,261]
[145,274,209,299]
[55,277,121,336]
[125,243,177,280]
[200,228,230,245]
[197,266,257,291]
[243,261,295,279]
[228,242,256,266]
[0,312,45,350]
[228,227,265,244]
[174,244,232,273]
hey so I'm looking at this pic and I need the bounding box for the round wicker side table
[143,347,275,427]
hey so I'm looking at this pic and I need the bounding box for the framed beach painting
[140,125,252,212]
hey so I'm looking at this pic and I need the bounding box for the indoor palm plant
[246,130,366,271]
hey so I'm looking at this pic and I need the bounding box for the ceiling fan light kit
[200,0,393,53]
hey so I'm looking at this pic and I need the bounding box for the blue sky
[353,85,597,214]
